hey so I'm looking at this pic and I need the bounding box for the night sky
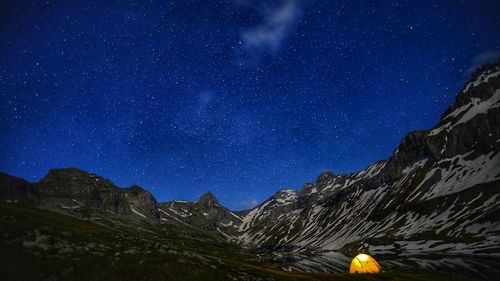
[1,0,500,210]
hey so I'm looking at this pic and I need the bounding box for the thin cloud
[238,199,260,210]
[465,50,500,74]
[241,0,301,55]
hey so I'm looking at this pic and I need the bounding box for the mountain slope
[229,63,500,278]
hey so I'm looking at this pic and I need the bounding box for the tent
[349,254,381,273]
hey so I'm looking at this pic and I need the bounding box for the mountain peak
[315,171,336,185]
[127,184,145,192]
[44,167,89,178]
[197,191,219,207]
[40,168,94,185]
[272,189,297,206]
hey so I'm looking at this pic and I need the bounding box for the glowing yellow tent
[349,254,381,273]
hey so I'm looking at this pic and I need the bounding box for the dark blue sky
[1,0,499,210]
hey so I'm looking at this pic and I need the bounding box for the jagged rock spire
[197,191,218,208]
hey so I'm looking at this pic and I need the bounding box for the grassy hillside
[0,202,480,281]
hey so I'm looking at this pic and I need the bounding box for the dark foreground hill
[0,202,483,281]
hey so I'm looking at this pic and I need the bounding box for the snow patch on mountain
[429,89,500,136]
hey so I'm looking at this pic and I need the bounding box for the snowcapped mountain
[228,63,500,274]
[1,63,499,278]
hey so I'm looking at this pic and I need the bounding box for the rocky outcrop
[124,185,160,219]
[158,191,243,238]
[0,168,160,220]
[0,172,32,201]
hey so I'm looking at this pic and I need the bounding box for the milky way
[1,0,500,209]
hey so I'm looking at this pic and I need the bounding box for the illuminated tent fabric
[349,254,381,273]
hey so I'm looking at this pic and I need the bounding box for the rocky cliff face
[0,168,160,220]
[158,191,243,238]
[0,172,32,201]
[124,185,160,219]
[1,63,499,277]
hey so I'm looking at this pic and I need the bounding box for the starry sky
[1,0,500,210]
